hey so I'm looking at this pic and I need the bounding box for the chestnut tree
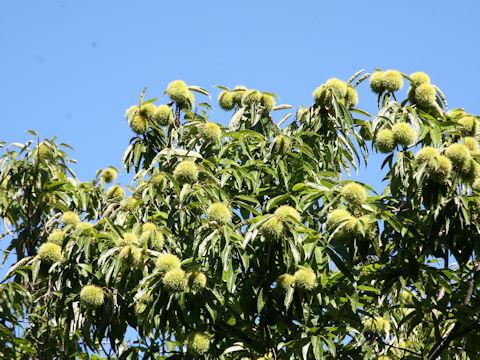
[1,70,480,359]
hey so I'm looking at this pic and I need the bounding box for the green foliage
[2,69,480,359]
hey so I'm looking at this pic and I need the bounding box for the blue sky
[2,0,479,192]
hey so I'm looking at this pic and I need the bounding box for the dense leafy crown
[1,70,480,359]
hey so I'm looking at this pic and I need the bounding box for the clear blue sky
[1,0,479,190]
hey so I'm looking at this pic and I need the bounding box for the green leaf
[226,256,236,293]
[272,104,293,111]
[284,286,294,309]
[229,107,245,130]
[266,194,290,212]
[213,85,230,91]
[347,69,365,84]
[31,259,41,283]
[278,113,293,127]
[311,335,324,359]
[257,288,266,313]
[188,85,212,99]
[430,127,441,147]
[139,87,147,104]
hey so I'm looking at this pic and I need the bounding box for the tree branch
[426,321,480,360]
[464,260,480,305]
[376,338,422,357]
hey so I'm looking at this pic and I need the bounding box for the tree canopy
[1,70,480,359]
